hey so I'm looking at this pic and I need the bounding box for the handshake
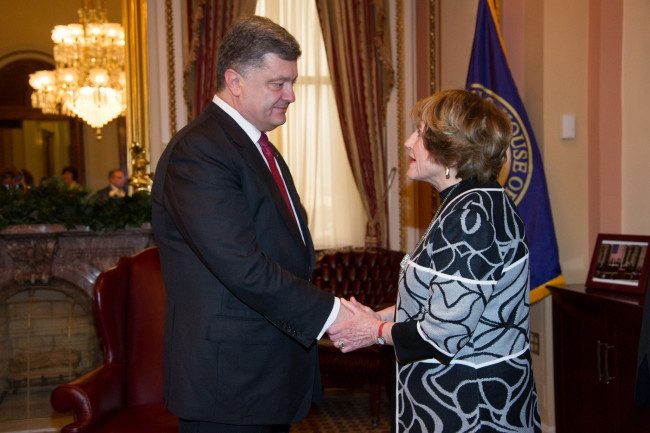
[326,297,394,353]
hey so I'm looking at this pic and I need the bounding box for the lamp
[29,0,126,136]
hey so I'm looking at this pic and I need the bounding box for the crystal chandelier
[29,0,126,133]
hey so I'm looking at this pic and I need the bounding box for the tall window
[255,0,366,249]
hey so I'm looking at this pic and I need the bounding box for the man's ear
[224,69,241,96]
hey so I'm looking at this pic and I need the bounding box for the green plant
[0,178,152,231]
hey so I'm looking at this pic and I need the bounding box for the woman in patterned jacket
[328,89,541,432]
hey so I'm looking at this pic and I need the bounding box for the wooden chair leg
[369,383,381,427]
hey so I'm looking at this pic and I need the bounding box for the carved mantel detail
[0,224,154,296]
[4,236,58,285]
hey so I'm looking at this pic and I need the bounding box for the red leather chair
[50,247,178,433]
[311,247,404,427]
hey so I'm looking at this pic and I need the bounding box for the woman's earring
[445,166,450,179]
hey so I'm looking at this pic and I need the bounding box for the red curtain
[184,0,257,119]
[315,0,394,247]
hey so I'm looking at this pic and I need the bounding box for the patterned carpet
[292,388,392,433]
[0,387,391,433]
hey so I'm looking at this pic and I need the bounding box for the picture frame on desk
[586,233,650,295]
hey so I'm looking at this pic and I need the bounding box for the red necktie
[259,133,296,221]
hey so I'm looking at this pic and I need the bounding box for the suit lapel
[208,104,311,255]
[280,164,315,264]
[272,144,314,256]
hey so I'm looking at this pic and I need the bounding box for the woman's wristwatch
[377,321,387,345]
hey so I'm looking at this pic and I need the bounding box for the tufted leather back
[311,248,404,309]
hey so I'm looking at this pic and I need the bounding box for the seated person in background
[1,168,20,192]
[13,169,34,192]
[94,169,128,199]
[61,166,81,189]
[19,169,34,190]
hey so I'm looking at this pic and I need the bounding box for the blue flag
[465,0,564,303]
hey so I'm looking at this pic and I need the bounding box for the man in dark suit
[152,16,353,433]
[94,168,128,199]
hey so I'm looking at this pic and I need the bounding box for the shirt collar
[213,95,263,144]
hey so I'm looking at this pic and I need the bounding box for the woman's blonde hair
[411,89,512,183]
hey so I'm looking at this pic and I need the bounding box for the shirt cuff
[317,297,340,340]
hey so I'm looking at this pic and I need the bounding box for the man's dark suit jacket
[151,102,335,425]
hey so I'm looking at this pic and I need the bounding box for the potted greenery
[0,178,152,232]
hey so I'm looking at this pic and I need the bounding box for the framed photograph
[586,234,650,295]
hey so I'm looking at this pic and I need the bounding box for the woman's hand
[348,297,381,319]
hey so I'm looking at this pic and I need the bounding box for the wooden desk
[547,284,650,433]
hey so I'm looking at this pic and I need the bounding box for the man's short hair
[215,16,301,91]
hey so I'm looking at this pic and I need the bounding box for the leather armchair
[50,247,178,433]
[311,247,404,426]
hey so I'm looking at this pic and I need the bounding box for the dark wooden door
[550,285,650,433]
[552,289,611,432]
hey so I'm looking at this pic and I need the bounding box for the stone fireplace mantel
[0,224,154,297]
[0,224,154,427]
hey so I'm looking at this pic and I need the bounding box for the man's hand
[332,298,355,324]
[327,298,383,353]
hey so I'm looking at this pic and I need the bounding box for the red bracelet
[377,322,388,345]
[378,321,387,338]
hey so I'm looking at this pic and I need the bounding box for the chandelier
[29,0,126,133]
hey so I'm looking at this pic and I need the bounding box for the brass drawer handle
[604,344,616,384]
[596,340,603,382]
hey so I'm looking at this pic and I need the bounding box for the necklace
[400,182,461,272]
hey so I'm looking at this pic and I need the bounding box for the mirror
[0,0,144,193]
